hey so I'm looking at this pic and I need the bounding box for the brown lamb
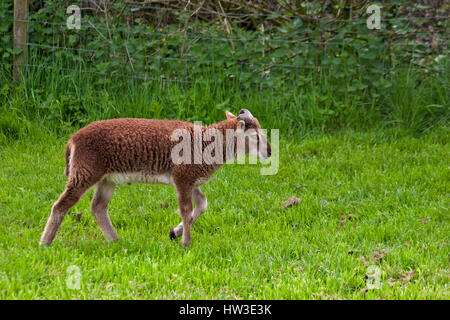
[40,109,271,247]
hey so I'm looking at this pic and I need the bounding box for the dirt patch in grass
[340,214,357,229]
[388,270,417,286]
[282,196,301,208]
[361,248,388,267]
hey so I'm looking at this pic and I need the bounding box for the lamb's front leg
[170,187,207,242]
[175,186,194,247]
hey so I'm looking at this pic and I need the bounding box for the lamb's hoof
[169,228,176,240]
[182,241,191,248]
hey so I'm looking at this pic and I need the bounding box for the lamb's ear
[225,111,236,120]
[236,109,254,125]
[237,120,246,131]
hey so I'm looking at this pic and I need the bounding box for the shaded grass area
[0,127,448,299]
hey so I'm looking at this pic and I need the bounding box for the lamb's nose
[267,147,272,157]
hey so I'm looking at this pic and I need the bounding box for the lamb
[40,109,271,247]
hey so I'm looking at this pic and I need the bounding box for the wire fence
[1,0,449,87]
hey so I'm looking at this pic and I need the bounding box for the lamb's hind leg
[170,187,207,240]
[40,176,93,245]
[90,180,118,242]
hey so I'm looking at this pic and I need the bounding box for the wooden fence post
[13,0,28,81]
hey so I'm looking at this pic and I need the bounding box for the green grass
[0,126,448,299]
[0,2,448,300]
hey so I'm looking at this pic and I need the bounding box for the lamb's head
[225,109,272,160]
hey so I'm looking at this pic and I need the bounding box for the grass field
[0,126,448,299]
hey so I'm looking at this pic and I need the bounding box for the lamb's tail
[64,141,73,178]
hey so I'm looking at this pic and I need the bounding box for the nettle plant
[20,1,446,89]
[0,1,14,73]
